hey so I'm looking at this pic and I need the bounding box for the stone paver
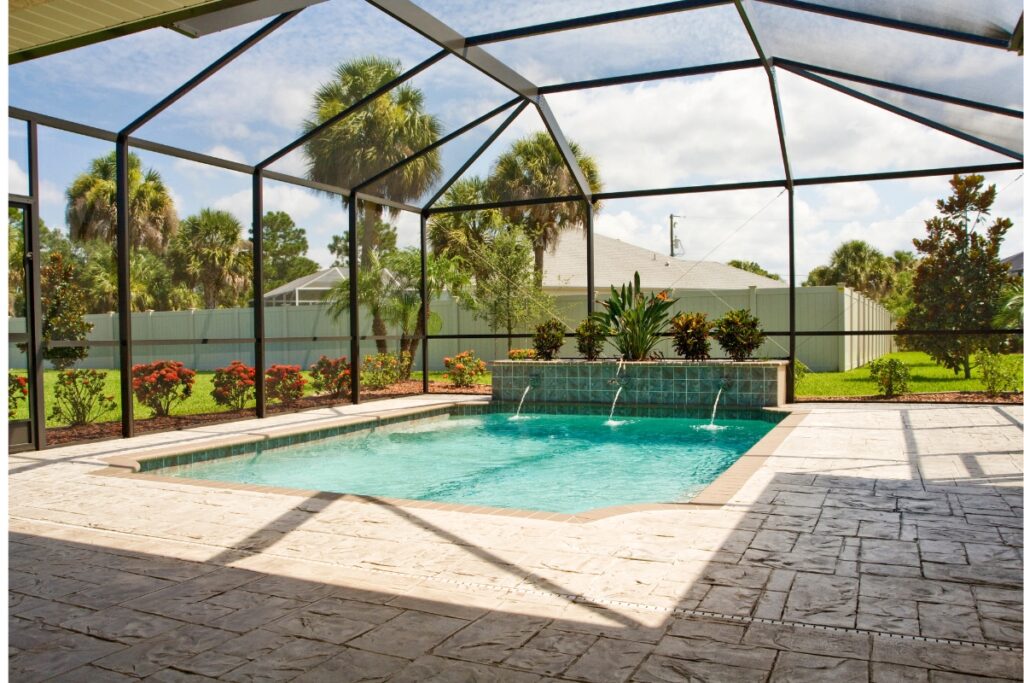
[7,400,1023,681]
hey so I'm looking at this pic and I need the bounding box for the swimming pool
[156,412,776,514]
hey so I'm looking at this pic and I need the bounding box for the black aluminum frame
[7,0,1023,448]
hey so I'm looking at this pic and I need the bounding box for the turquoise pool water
[165,414,775,514]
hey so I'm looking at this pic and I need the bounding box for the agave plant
[595,272,676,361]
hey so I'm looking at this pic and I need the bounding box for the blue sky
[8,0,1023,280]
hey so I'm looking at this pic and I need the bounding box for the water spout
[605,386,627,426]
[709,386,723,427]
[616,356,626,377]
[511,385,531,420]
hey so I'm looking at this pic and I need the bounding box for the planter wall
[492,360,787,408]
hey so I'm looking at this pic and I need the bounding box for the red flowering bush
[444,350,487,388]
[266,364,306,406]
[131,360,196,417]
[50,369,117,426]
[308,355,351,398]
[211,361,256,410]
[8,374,28,419]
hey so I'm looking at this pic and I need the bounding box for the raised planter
[492,360,788,408]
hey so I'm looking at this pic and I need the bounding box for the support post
[420,211,429,394]
[585,202,595,316]
[26,121,45,449]
[787,187,796,404]
[348,196,360,404]
[115,134,134,437]
[253,171,266,417]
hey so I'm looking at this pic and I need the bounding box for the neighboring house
[264,267,347,306]
[1002,252,1023,277]
[542,230,786,292]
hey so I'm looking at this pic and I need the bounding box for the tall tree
[65,151,178,253]
[803,239,894,300]
[487,133,602,284]
[902,174,1013,378]
[251,211,319,291]
[328,219,398,268]
[473,227,552,352]
[169,209,252,309]
[38,253,92,370]
[727,260,781,281]
[428,176,502,280]
[78,240,199,313]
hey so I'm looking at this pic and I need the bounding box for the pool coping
[92,400,807,523]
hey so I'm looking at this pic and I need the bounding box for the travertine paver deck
[8,398,1024,682]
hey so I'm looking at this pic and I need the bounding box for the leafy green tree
[78,240,199,313]
[487,133,602,284]
[328,219,398,268]
[881,250,918,322]
[39,252,92,370]
[473,227,552,352]
[9,210,74,316]
[65,151,178,253]
[251,211,319,291]
[727,260,781,281]
[802,240,894,300]
[169,209,252,309]
[902,174,1013,378]
[429,176,503,280]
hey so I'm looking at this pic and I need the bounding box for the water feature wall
[491,360,788,408]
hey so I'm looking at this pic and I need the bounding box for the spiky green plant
[595,272,676,361]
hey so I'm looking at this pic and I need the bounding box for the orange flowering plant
[308,355,351,398]
[444,350,486,387]
[211,361,256,411]
[132,360,196,417]
[266,364,306,406]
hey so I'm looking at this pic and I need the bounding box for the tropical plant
[39,252,92,370]
[303,52,441,372]
[595,272,675,361]
[994,278,1023,329]
[670,311,712,360]
[901,175,1013,378]
[65,151,178,253]
[443,350,487,387]
[50,369,117,426]
[361,353,402,389]
[868,357,910,397]
[211,361,256,411]
[328,219,397,268]
[575,316,607,361]
[803,240,895,301]
[487,132,602,283]
[727,260,781,281]
[508,348,537,360]
[308,355,351,398]
[169,209,252,309]
[712,309,765,361]
[9,374,28,419]
[429,176,503,280]
[131,360,195,417]
[265,364,306,406]
[256,211,319,292]
[975,350,1019,395]
[473,227,552,352]
[79,240,200,313]
[533,319,567,360]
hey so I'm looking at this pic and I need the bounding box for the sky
[7,0,1024,283]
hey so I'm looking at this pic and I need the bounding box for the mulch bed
[798,392,1022,405]
[42,381,493,447]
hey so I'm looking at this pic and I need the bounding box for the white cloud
[8,159,29,195]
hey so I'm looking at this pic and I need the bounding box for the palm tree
[428,176,502,280]
[325,248,399,355]
[169,209,251,309]
[66,151,178,254]
[486,132,602,284]
[804,240,894,300]
[303,56,442,261]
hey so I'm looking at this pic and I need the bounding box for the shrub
[976,350,1019,395]
[266,364,306,405]
[713,309,765,361]
[8,374,28,419]
[308,355,351,398]
[508,348,537,360]
[444,350,487,387]
[362,353,401,390]
[868,357,910,397]
[50,369,117,426]
[211,361,256,410]
[533,319,567,360]
[575,317,607,361]
[793,359,810,385]
[131,361,195,417]
[595,272,676,361]
[670,311,712,360]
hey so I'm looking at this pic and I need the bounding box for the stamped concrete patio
[8,397,1023,682]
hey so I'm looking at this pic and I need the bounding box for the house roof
[1002,251,1024,275]
[264,266,346,299]
[542,230,786,290]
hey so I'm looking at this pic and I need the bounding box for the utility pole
[669,214,682,257]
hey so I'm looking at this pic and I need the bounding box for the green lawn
[11,368,493,427]
[796,351,1023,397]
